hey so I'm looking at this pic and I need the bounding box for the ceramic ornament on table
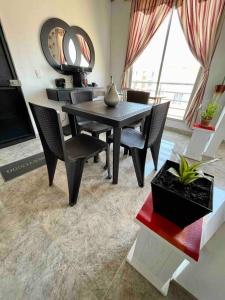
[104,76,120,107]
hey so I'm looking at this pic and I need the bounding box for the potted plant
[201,101,219,127]
[151,155,216,228]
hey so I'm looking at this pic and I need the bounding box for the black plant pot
[151,160,213,228]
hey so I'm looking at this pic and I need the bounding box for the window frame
[130,7,200,121]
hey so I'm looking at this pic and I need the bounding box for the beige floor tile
[0,130,224,299]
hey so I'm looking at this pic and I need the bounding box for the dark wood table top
[62,100,152,127]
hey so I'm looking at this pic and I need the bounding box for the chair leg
[140,118,145,133]
[124,147,128,155]
[66,159,85,206]
[92,132,99,163]
[124,148,132,156]
[104,140,111,170]
[43,146,58,186]
[105,144,112,179]
[106,130,111,143]
[77,126,81,134]
[150,141,161,171]
[131,148,147,187]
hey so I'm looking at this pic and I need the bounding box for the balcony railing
[131,81,194,120]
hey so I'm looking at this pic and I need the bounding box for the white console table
[184,124,215,161]
[203,106,225,158]
[127,187,225,297]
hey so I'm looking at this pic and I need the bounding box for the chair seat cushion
[79,121,112,134]
[65,134,107,160]
[109,128,145,149]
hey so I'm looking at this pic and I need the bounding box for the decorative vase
[151,160,213,228]
[201,117,211,127]
[104,77,120,107]
[214,84,225,93]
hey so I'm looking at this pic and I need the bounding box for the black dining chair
[29,103,111,206]
[127,89,150,104]
[123,89,150,155]
[70,90,112,162]
[108,101,170,187]
[125,89,150,129]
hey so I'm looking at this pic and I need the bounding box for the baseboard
[165,126,192,137]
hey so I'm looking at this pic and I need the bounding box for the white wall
[0,0,111,126]
[1,0,224,132]
[110,0,131,88]
[110,1,225,131]
[203,19,225,124]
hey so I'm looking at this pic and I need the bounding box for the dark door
[0,23,35,149]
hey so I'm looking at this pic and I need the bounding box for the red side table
[136,193,203,261]
[127,188,225,296]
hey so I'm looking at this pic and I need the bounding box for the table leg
[127,226,186,296]
[68,114,77,137]
[113,127,121,184]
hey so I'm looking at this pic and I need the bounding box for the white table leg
[203,106,225,158]
[128,187,225,297]
[127,227,186,296]
[184,127,214,161]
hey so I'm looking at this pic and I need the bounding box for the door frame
[0,22,35,149]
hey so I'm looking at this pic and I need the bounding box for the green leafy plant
[168,155,216,185]
[201,101,219,120]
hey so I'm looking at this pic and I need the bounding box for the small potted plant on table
[201,101,219,127]
[151,155,215,228]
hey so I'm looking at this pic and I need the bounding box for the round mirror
[40,19,95,74]
[48,27,67,65]
[68,39,76,64]
[76,34,91,67]
[40,18,70,73]
[63,34,81,67]
[63,26,95,69]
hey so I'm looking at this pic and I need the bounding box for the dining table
[62,100,152,184]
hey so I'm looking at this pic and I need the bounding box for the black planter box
[151,160,213,228]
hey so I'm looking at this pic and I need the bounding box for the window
[131,10,200,120]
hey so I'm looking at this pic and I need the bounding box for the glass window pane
[159,11,200,119]
[131,10,200,120]
[131,13,171,96]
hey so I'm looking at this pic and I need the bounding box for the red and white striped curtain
[177,0,225,126]
[56,29,65,65]
[48,28,65,65]
[78,35,91,63]
[121,0,174,89]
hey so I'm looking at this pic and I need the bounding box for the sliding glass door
[131,10,200,120]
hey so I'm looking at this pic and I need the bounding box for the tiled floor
[0,130,224,300]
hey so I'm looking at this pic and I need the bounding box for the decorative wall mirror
[40,18,95,74]
[48,27,66,65]
[63,26,95,69]
[40,18,70,74]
